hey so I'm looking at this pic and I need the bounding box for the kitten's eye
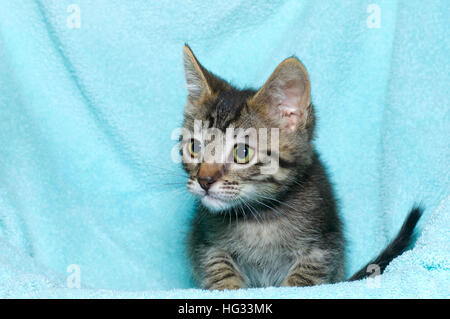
[233,144,253,164]
[188,139,201,158]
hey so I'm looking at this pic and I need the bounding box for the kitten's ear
[183,45,213,101]
[250,57,312,133]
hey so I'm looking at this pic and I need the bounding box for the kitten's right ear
[183,45,212,101]
[249,57,312,133]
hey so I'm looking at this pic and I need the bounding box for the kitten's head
[180,45,315,212]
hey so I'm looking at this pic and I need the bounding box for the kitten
[180,45,422,290]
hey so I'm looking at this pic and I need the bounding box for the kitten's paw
[206,277,243,290]
[282,274,316,287]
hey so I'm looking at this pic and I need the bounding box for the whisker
[144,182,187,190]
[142,162,189,178]
[241,199,262,224]
[252,197,284,217]
[147,171,189,179]
[238,203,248,223]
[255,193,297,211]
[223,208,229,225]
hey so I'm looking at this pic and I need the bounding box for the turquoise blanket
[0,0,448,298]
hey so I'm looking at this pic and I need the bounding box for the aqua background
[0,0,448,297]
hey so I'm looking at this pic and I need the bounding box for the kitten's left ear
[250,57,312,133]
[183,45,213,101]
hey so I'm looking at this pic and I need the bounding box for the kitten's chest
[225,219,298,287]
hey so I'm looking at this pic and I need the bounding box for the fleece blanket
[0,0,448,298]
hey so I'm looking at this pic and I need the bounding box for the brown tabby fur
[180,45,345,289]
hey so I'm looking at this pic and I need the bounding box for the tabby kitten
[180,45,422,290]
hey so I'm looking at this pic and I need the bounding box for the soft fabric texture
[0,0,448,298]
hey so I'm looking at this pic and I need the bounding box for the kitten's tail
[348,206,423,281]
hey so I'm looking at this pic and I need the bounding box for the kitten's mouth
[201,193,233,212]
[186,179,239,212]
[201,194,227,211]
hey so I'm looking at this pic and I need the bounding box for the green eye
[233,144,253,164]
[188,139,201,158]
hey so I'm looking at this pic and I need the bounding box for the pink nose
[198,176,215,191]
[197,163,223,191]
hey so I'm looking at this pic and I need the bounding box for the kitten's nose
[197,163,223,191]
[198,176,215,191]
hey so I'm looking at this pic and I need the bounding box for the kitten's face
[180,46,315,213]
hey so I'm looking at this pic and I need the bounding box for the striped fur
[181,45,419,290]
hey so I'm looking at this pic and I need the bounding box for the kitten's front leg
[282,257,329,287]
[201,250,245,290]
